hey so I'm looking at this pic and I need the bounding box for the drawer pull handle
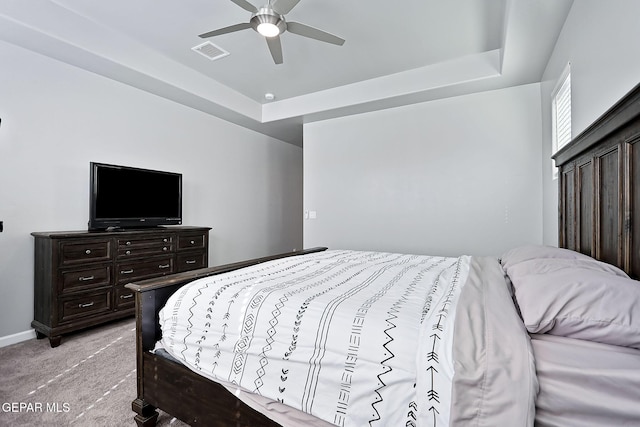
[163,247,168,251]
[163,238,168,243]
[190,240,195,245]
[78,275,95,281]
[158,264,171,269]
[79,302,94,308]
[126,250,131,255]
[120,294,134,299]
[121,269,134,274]
[126,241,131,245]
[185,260,196,264]
[85,249,92,255]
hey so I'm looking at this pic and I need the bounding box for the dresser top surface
[32,226,211,239]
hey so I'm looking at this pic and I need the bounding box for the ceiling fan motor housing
[250,7,286,36]
[198,0,344,64]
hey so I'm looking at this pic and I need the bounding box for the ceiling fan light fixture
[199,0,345,64]
[257,22,280,37]
[250,7,286,37]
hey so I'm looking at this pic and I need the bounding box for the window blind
[553,71,572,152]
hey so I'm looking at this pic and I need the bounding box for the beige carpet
[0,318,188,427]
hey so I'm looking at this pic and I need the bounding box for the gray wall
[0,40,303,343]
[303,84,543,257]
[541,0,640,245]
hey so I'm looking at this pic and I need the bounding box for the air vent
[191,41,229,61]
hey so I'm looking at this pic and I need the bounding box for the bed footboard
[125,247,327,427]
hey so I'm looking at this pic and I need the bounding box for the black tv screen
[89,162,182,230]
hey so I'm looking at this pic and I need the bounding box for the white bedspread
[159,250,471,427]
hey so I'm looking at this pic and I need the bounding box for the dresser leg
[35,331,46,339]
[48,336,62,348]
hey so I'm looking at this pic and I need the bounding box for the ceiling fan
[198,0,345,64]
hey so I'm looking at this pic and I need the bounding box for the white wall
[0,41,302,341]
[303,84,543,257]
[541,0,640,245]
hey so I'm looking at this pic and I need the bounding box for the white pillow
[508,258,640,349]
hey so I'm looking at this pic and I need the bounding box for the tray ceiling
[0,0,573,145]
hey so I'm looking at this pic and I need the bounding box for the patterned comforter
[158,249,536,426]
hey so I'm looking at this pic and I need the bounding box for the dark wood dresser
[31,226,211,347]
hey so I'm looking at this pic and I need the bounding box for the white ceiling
[0,0,573,146]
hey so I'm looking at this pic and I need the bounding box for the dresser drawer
[117,235,174,258]
[176,252,207,272]
[116,256,175,284]
[59,290,112,323]
[177,233,206,251]
[114,286,136,310]
[60,239,112,265]
[60,265,111,294]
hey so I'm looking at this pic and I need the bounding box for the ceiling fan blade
[199,22,251,38]
[286,22,345,46]
[266,35,283,64]
[229,0,258,13]
[271,0,301,15]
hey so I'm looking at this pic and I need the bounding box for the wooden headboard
[553,83,640,279]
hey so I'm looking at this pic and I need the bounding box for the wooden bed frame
[126,83,640,427]
[553,82,640,279]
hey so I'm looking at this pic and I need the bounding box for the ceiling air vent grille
[191,41,229,61]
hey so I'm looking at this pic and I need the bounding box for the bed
[126,82,640,427]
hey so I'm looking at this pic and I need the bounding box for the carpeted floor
[0,318,188,426]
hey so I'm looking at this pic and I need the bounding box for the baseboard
[0,329,36,348]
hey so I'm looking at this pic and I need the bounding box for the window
[552,64,571,178]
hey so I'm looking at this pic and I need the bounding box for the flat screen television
[89,162,182,231]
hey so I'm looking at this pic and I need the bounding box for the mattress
[531,333,640,427]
